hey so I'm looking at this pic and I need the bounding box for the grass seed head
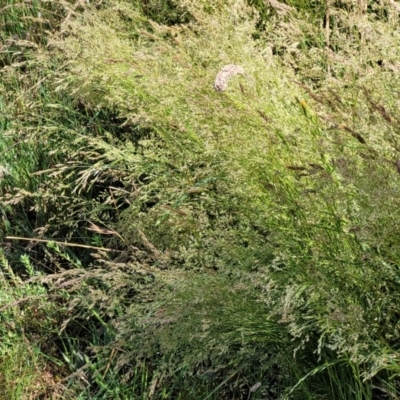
[214,64,244,92]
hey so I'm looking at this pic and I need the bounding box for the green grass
[1,0,400,398]
[0,250,65,398]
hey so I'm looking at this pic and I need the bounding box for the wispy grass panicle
[2,0,400,398]
[214,64,244,92]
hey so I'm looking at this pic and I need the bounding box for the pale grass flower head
[214,64,244,92]
[0,165,10,179]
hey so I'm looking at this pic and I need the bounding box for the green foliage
[139,0,192,25]
[2,0,400,398]
[0,250,64,398]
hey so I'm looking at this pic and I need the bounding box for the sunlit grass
[2,0,400,398]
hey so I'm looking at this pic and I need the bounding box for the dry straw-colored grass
[213,64,244,92]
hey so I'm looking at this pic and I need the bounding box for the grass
[1,0,400,398]
[0,250,65,398]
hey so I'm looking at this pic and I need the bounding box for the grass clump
[0,250,65,399]
[2,0,400,398]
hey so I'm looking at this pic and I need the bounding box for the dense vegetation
[2,0,400,398]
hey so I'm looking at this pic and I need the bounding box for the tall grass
[2,0,400,398]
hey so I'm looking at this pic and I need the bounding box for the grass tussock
[2,0,400,398]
